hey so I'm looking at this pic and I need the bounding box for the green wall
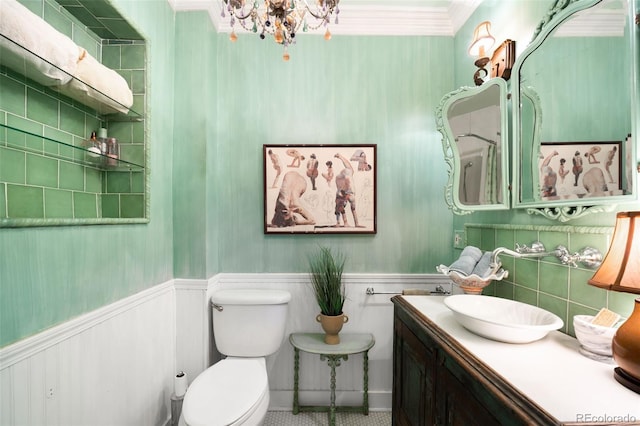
[172,11,217,278]
[0,0,176,347]
[171,26,458,275]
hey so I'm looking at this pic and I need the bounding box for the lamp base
[614,367,640,394]
[473,56,491,86]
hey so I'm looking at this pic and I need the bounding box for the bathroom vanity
[392,296,640,425]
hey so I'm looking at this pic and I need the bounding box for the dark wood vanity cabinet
[392,296,560,426]
[392,307,437,425]
[436,356,506,426]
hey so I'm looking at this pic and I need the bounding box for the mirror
[512,0,637,221]
[435,78,510,214]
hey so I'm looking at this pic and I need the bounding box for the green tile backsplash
[44,188,73,218]
[465,223,638,336]
[0,0,147,225]
[73,191,98,218]
[7,185,44,218]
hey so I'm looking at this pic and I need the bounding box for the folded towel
[0,0,81,86]
[56,51,134,115]
[448,246,482,276]
[471,251,495,279]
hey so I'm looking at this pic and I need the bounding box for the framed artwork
[264,144,376,234]
[538,141,622,201]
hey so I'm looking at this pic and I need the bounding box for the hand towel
[471,251,496,279]
[0,0,81,86]
[448,246,482,276]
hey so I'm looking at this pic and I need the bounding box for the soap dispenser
[85,131,102,161]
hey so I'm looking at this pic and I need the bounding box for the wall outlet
[453,230,465,249]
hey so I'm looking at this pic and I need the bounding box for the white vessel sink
[444,295,563,344]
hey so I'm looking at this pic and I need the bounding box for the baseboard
[269,390,392,412]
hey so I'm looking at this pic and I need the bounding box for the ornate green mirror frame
[512,0,638,222]
[435,78,510,215]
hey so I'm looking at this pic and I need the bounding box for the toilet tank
[211,289,291,357]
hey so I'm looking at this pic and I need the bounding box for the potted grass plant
[308,246,348,344]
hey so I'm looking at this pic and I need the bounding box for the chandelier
[222,0,340,61]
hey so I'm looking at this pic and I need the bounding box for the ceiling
[167,0,483,36]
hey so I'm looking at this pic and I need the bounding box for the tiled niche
[465,223,637,337]
[0,0,147,226]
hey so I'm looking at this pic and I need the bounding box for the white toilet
[179,289,291,426]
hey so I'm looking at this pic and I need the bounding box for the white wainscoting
[0,273,455,426]
[175,273,455,412]
[0,280,176,426]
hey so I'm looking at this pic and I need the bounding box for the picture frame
[264,144,376,234]
[538,141,622,201]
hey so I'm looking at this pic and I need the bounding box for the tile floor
[263,410,391,425]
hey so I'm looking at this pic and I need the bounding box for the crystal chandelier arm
[229,8,253,20]
[304,9,331,21]
[300,0,338,21]
[304,8,336,22]
[224,0,254,20]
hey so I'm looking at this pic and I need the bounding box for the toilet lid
[182,358,268,426]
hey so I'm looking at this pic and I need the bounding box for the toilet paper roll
[174,371,188,398]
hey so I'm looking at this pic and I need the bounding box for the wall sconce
[490,39,516,81]
[588,211,640,394]
[468,21,516,86]
[468,21,495,86]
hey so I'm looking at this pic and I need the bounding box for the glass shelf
[0,34,143,121]
[0,123,144,172]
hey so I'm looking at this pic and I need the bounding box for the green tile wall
[0,184,5,218]
[465,223,638,337]
[0,0,146,225]
[59,0,143,40]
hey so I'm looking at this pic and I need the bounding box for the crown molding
[168,0,625,37]
[553,8,628,37]
[169,0,482,36]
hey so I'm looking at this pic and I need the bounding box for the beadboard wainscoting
[0,281,176,426]
[175,273,456,412]
[1,274,453,426]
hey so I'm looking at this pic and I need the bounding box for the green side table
[289,332,375,426]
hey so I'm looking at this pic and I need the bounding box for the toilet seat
[182,358,268,426]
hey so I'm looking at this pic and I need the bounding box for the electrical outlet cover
[454,230,465,249]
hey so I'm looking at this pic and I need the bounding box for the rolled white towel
[471,251,496,279]
[0,0,82,86]
[56,51,134,115]
[448,246,483,277]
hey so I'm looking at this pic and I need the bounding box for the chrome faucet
[490,241,602,269]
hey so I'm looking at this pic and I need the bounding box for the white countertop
[401,295,640,424]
